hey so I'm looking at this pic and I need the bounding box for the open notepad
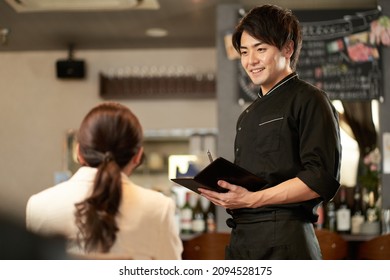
[171,157,268,194]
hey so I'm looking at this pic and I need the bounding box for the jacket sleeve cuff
[297,168,340,202]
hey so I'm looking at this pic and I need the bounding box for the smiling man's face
[239,31,293,94]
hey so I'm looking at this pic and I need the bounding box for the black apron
[224,208,322,260]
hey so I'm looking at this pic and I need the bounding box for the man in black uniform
[199,4,341,259]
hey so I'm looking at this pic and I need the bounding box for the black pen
[207,149,214,163]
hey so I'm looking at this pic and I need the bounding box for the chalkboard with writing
[238,8,383,102]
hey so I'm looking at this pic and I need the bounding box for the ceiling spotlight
[145,28,168,37]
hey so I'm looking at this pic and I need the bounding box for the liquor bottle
[205,201,217,233]
[180,192,193,234]
[351,186,364,234]
[365,190,379,223]
[336,187,351,234]
[326,200,336,231]
[191,196,206,234]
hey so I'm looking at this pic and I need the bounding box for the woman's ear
[76,143,87,166]
[122,146,145,176]
[132,146,144,167]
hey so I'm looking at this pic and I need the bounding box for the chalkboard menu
[238,8,383,102]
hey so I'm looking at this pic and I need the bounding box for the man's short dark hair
[232,4,302,71]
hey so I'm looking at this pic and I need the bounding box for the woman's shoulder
[129,182,172,203]
[28,181,75,204]
[122,177,171,199]
[29,168,93,201]
[120,180,176,223]
[26,168,95,218]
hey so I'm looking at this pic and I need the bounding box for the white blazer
[26,166,183,260]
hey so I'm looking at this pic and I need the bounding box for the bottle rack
[99,72,215,99]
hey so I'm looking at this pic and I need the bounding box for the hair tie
[104,151,114,163]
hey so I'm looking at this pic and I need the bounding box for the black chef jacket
[233,73,342,222]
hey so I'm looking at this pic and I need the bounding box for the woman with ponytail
[26,102,182,259]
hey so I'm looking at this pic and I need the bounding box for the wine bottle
[366,190,379,223]
[180,192,193,235]
[192,195,206,234]
[326,200,336,232]
[336,187,351,234]
[351,186,364,234]
[205,201,217,233]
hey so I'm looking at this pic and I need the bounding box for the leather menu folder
[171,157,268,194]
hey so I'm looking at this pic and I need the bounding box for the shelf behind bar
[341,234,378,242]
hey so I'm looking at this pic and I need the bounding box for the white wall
[0,48,217,220]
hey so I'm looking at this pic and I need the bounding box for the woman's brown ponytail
[74,102,143,253]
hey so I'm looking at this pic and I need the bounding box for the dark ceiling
[0,0,377,52]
